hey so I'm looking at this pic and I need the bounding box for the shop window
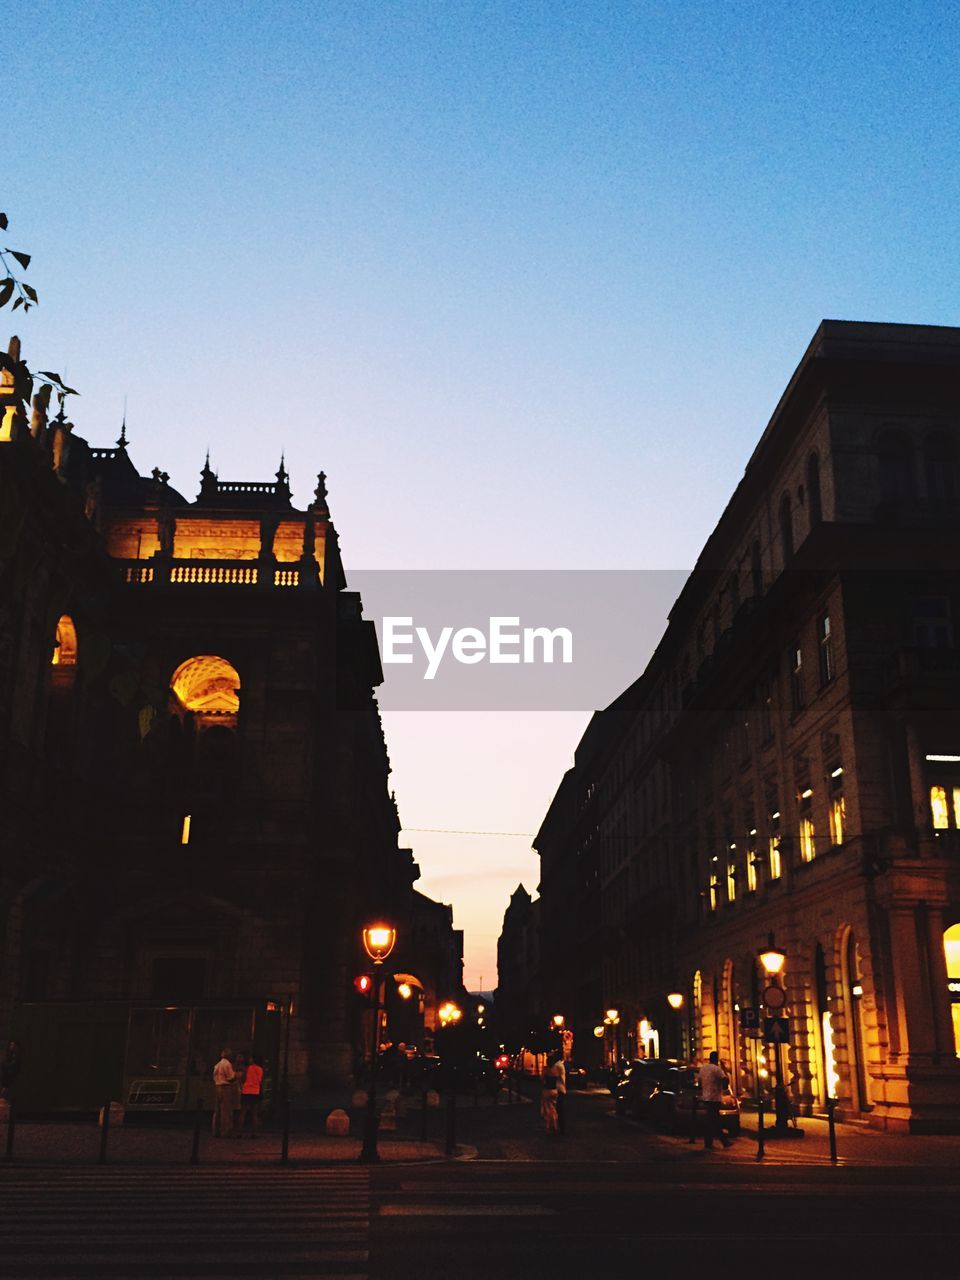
[944,924,960,1058]
[818,613,834,686]
[51,615,78,666]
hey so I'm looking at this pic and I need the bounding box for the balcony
[118,558,310,589]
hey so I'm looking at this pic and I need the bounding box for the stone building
[0,341,439,1107]
[534,321,960,1131]
[495,884,541,1049]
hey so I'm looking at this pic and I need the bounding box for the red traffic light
[354,974,373,996]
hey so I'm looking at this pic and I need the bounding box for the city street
[2,1089,958,1278]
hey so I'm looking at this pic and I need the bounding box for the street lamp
[438,1001,462,1027]
[359,921,397,1163]
[603,1008,621,1068]
[666,992,684,1058]
[758,933,792,1134]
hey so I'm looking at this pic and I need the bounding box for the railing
[170,563,258,585]
[118,558,310,588]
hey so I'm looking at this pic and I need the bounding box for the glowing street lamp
[438,1001,462,1027]
[397,982,412,1001]
[359,921,397,1164]
[667,992,684,1010]
[760,944,786,977]
[593,1025,605,1038]
[552,1014,565,1028]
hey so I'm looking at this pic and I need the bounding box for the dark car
[615,1059,681,1117]
[647,1065,740,1134]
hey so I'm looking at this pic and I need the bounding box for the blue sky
[8,1,960,984]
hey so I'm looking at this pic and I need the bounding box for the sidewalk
[728,1110,960,1168]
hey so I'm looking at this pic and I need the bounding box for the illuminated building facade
[0,355,422,1102]
[536,322,960,1131]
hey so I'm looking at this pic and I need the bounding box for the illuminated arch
[170,655,240,714]
[51,615,78,666]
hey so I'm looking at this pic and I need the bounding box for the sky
[7,0,960,986]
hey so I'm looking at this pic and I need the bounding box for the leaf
[22,283,37,303]
[0,213,8,231]
[8,250,31,270]
[12,296,22,310]
[0,278,13,308]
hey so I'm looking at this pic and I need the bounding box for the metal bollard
[756,1096,765,1161]
[688,1093,698,1144]
[445,1090,457,1156]
[99,1100,111,1165]
[281,1097,291,1164]
[190,1097,203,1165]
[826,1096,838,1164]
[4,1100,14,1162]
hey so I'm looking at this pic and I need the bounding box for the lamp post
[667,992,684,1059]
[758,933,792,1135]
[359,922,397,1164]
[603,1008,620,1071]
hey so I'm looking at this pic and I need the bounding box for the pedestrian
[239,1053,264,1138]
[540,1052,561,1134]
[212,1048,236,1137]
[554,1054,567,1134]
[230,1051,246,1136]
[700,1051,732,1149]
[1,1040,21,1100]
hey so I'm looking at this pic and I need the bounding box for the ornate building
[0,337,444,1108]
[534,321,960,1131]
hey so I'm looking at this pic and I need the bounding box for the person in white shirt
[212,1049,236,1137]
[700,1051,732,1149]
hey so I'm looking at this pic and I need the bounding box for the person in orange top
[239,1053,265,1138]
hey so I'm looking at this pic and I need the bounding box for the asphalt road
[2,1090,958,1279]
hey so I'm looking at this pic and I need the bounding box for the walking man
[213,1048,236,1137]
[700,1051,732,1149]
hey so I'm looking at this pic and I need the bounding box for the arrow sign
[764,1016,790,1044]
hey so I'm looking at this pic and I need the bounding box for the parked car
[647,1065,740,1134]
[615,1059,682,1117]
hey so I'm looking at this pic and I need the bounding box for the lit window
[822,1011,840,1099]
[709,873,719,911]
[726,858,737,902]
[181,815,191,845]
[746,849,758,892]
[818,613,834,686]
[800,813,816,863]
[931,785,950,830]
[829,795,845,847]
[769,833,782,879]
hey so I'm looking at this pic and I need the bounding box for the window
[726,851,737,902]
[791,643,805,715]
[924,432,957,503]
[828,766,845,846]
[709,872,719,912]
[807,453,822,526]
[779,495,793,565]
[930,784,960,830]
[751,540,763,597]
[799,789,816,862]
[746,848,758,892]
[768,805,782,879]
[818,613,835,686]
[912,597,953,649]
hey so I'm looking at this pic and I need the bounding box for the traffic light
[354,973,373,998]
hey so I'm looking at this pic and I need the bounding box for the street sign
[763,984,786,1009]
[764,1016,790,1044]
[740,1007,761,1037]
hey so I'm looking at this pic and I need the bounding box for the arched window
[807,453,822,525]
[924,432,957,503]
[779,495,793,566]
[51,615,78,666]
[170,656,241,733]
